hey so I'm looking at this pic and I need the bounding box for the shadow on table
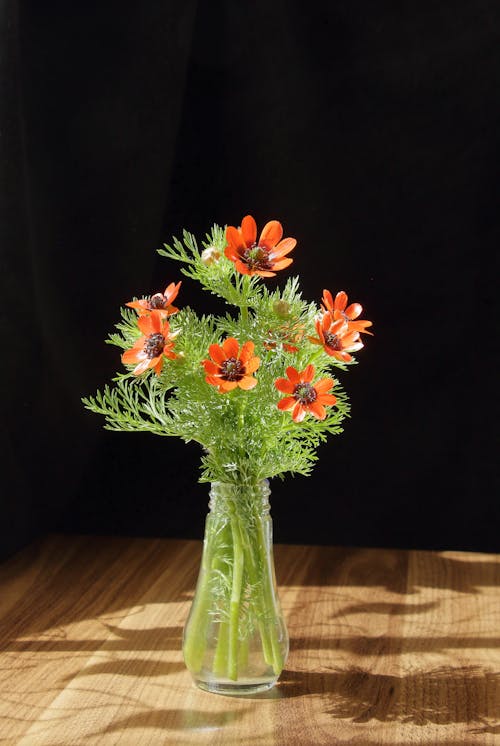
[1,537,498,649]
[86,704,250,737]
[276,665,499,730]
[66,657,186,680]
[292,633,500,655]
[1,624,184,653]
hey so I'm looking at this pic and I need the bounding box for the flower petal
[269,237,296,259]
[270,257,293,271]
[245,356,261,374]
[202,359,219,374]
[308,401,326,420]
[314,377,334,394]
[239,340,255,363]
[343,331,361,347]
[275,378,295,393]
[349,320,373,335]
[122,346,142,364]
[133,358,152,375]
[126,299,148,312]
[137,314,157,336]
[238,376,257,390]
[132,336,146,350]
[278,396,296,411]
[345,302,362,320]
[254,268,277,277]
[334,291,348,312]
[163,281,182,304]
[324,347,345,360]
[331,317,348,335]
[259,220,283,249]
[225,245,240,262]
[222,337,239,359]
[285,366,300,384]
[205,375,220,387]
[152,357,164,376]
[322,289,334,312]
[160,318,171,335]
[346,341,364,353]
[301,364,315,382]
[226,225,244,251]
[321,312,333,332]
[209,344,226,365]
[240,215,257,247]
[292,402,306,422]
[317,393,337,406]
[235,259,253,275]
[219,380,238,391]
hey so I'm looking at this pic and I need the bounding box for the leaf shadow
[292,634,500,655]
[1,625,184,653]
[67,658,186,681]
[276,665,500,727]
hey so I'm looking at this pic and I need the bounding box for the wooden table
[0,536,499,745]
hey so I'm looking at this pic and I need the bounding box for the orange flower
[202,337,260,392]
[225,215,296,277]
[126,281,181,318]
[309,313,363,363]
[322,289,373,335]
[121,311,178,376]
[275,365,336,422]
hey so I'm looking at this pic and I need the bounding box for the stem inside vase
[182,480,289,695]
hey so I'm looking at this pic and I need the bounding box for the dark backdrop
[2,1,499,558]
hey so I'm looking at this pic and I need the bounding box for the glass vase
[182,480,289,695]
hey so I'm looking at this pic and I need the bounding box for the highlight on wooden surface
[0,535,499,745]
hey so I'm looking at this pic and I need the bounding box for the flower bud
[273,300,291,318]
[201,246,221,266]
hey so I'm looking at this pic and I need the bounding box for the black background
[2,1,499,559]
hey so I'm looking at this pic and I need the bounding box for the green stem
[230,486,284,678]
[239,273,253,329]
[183,525,215,672]
[238,633,249,670]
[184,481,287,684]
[253,509,285,674]
[236,515,274,667]
[241,303,249,327]
[211,520,231,675]
[213,620,229,676]
[228,513,244,680]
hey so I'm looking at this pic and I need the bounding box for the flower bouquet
[83,214,372,695]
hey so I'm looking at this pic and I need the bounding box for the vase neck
[209,480,271,517]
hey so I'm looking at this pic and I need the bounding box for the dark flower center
[220,357,244,381]
[144,332,165,358]
[293,382,317,404]
[323,332,343,351]
[148,293,167,310]
[242,243,272,271]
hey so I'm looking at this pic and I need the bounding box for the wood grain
[0,535,499,745]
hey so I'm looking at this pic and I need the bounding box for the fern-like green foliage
[83,221,362,485]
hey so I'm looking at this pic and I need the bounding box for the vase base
[193,677,278,696]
